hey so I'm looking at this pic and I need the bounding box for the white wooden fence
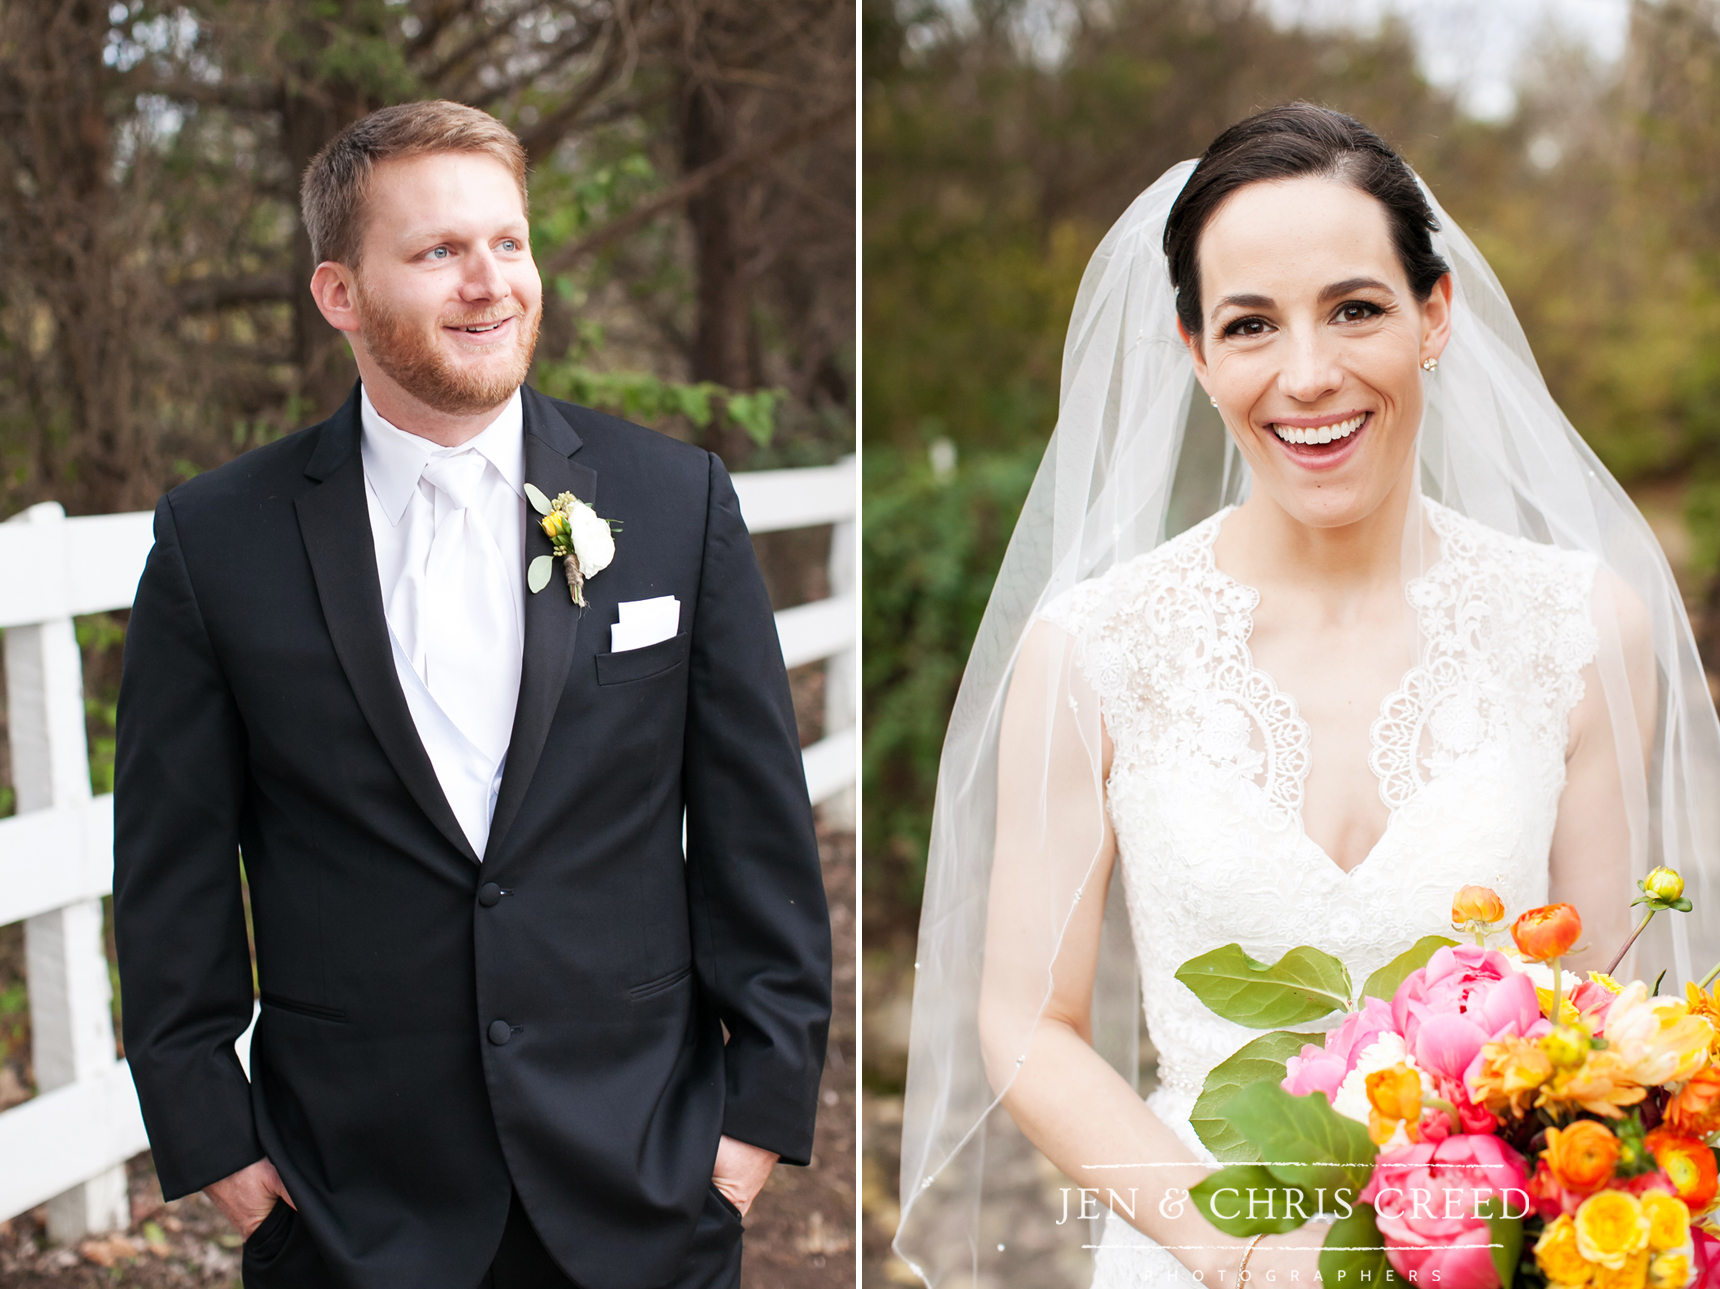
[0,455,856,1241]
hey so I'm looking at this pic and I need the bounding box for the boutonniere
[525,483,616,607]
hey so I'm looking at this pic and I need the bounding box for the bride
[893,104,1720,1288]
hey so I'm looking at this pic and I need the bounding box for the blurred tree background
[861,0,1720,1279]
[0,0,854,512]
[0,0,855,1277]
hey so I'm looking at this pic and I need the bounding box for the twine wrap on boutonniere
[525,482,616,607]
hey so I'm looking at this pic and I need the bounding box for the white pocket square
[611,596,680,653]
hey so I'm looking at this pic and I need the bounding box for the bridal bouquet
[1178,872,1720,1289]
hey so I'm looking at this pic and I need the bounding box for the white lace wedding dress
[1038,501,1600,1288]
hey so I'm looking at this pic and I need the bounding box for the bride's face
[1182,175,1452,531]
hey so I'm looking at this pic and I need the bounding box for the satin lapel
[488,394,594,855]
[295,414,480,867]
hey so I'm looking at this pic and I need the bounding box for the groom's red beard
[353,284,541,416]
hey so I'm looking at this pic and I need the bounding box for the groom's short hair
[301,100,529,269]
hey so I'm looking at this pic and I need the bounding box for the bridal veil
[892,157,1720,1284]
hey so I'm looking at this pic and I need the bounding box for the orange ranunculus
[1366,1063,1424,1145]
[1646,1128,1720,1215]
[1514,903,1584,961]
[1547,1120,1623,1195]
[1454,885,1506,929]
[1667,1065,1720,1140]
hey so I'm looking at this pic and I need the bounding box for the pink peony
[1694,1225,1720,1289]
[1393,946,1546,1071]
[1282,996,1399,1099]
[1359,1134,1531,1289]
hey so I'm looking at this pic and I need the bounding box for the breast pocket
[594,631,691,686]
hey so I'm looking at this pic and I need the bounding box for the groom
[112,101,831,1288]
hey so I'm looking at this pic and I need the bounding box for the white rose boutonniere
[524,483,617,607]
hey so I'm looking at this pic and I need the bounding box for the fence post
[822,459,857,829]
[5,502,129,1240]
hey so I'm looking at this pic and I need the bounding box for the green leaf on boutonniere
[1175,943,1353,1027]
[1223,1082,1376,1199]
[1189,1164,1312,1237]
[525,483,553,516]
[1191,1030,1325,1163]
[527,555,554,593]
[1361,935,1457,1004]
[1319,1203,1390,1284]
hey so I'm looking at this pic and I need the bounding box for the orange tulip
[1645,1128,1720,1214]
[1454,885,1506,926]
[1514,903,1583,961]
[1546,1120,1622,1195]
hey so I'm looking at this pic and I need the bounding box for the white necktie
[417,453,521,766]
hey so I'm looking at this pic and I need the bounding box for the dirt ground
[0,825,856,1288]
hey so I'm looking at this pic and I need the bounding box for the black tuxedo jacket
[112,385,832,1288]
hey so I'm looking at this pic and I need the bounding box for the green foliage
[860,439,1041,904]
[1361,935,1458,1004]
[535,359,785,448]
[1478,1197,1525,1289]
[1190,1164,1310,1237]
[1191,1029,1324,1162]
[1319,1203,1391,1285]
[1222,1082,1377,1200]
[1174,943,1354,1028]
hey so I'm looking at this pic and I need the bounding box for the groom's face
[349,151,542,416]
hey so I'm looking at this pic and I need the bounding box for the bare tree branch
[175,273,297,313]
[541,97,851,275]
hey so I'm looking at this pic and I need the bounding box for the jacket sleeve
[681,452,833,1165]
[113,494,261,1198]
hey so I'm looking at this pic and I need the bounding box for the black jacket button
[478,882,502,907]
[487,1020,512,1046]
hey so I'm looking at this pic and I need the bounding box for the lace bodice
[1041,502,1599,1134]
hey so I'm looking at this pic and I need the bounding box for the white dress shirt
[360,386,526,858]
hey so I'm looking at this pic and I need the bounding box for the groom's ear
[309,261,362,336]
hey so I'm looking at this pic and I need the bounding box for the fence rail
[0,454,856,1239]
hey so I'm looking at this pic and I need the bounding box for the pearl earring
[1421,357,1439,373]
[1210,396,1219,407]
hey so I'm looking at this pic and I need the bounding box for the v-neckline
[1195,505,1454,878]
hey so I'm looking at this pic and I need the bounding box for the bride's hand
[1239,1230,1329,1286]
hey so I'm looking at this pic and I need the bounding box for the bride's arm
[977,619,1299,1278]
[1548,569,1658,974]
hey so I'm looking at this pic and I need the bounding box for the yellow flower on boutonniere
[524,483,616,607]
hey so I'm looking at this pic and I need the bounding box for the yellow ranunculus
[1538,1214,1598,1286]
[541,510,571,543]
[1577,1191,1652,1269]
[1641,1190,1690,1254]
[1649,1252,1690,1289]
[1591,972,1625,994]
[1592,1250,1651,1289]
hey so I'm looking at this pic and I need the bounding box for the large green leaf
[1319,1203,1391,1284]
[1224,1082,1377,1199]
[1189,1164,1312,1237]
[1190,1030,1325,1163]
[1360,935,1458,1004]
[1477,1197,1525,1289]
[1175,944,1353,1028]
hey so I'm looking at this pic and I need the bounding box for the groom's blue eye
[428,246,449,259]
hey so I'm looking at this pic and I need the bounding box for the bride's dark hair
[1163,102,1450,337]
